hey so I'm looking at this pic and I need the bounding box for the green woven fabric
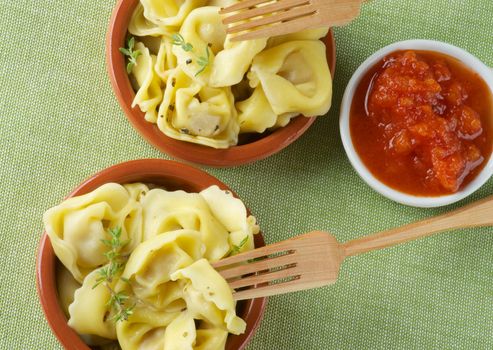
[1,0,493,348]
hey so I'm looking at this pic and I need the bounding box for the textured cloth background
[1,0,493,349]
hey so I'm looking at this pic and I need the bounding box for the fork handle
[342,195,493,257]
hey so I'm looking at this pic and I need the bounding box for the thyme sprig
[171,33,210,77]
[93,227,134,322]
[227,235,249,256]
[194,45,210,77]
[119,37,142,74]
[171,33,193,52]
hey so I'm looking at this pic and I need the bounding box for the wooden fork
[213,195,493,300]
[219,0,365,41]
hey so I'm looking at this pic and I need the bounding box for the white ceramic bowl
[340,39,493,208]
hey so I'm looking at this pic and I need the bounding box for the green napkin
[1,0,492,348]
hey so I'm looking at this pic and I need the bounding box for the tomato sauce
[350,50,493,196]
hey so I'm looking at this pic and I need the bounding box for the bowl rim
[339,39,493,208]
[36,159,268,350]
[106,0,336,167]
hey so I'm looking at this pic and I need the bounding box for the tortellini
[248,40,333,117]
[172,7,226,85]
[56,263,81,317]
[116,306,181,350]
[154,39,177,81]
[210,36,267,88]
[131,42,164,123]
[163,312,197,349]
[68,268,118,340]
[157,68,239,148]
[127,1,332,148]
[199,185,258,253]
[128,4,171,37]
[142,188,232,259]
[266,27,329,48]
[141,0,207,28]
[171,259,246,334]
[43,183,146,283]
[45,183,259,350]
[121,229,202,310]
[236,86,278,133]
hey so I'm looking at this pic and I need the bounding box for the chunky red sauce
[350,50,493,196]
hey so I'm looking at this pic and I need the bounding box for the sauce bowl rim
[339,39,493,208]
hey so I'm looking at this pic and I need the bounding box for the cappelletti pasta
[43,184,259,350]
[126,0,333,149]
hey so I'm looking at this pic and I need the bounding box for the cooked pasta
[46,184,259,350]
[132,42,163,123]
[44,183,146,283]
[248,40,333,117]
[126,1,332,149]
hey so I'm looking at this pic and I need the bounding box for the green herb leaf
[227,235,249,256]
[171,33,193,52]
[132,50,142,60]
[171,33,210,76]
[171,33,184,45]
[194,46,210,76]
[248,257,263,263]
[100,238,112,247]
[92,277,105,289]
[197,57,207,65]
[127,62,134,74]
[92,227,134,322]
[128,37,135,50]
[112,303,135,322]
[120,37,141,74]
[109,227,122,239]
[194,65,206,77]
[119,47,131,56]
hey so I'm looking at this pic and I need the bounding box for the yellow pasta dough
[172,7,226,85]
[236,86,278,133]
[156,68,239,148]
[128,4,171,37]
[126,1,333,148]
[68,267,118,340]
[154,39,177,81]
[131,42,163,123]
[43,183,145,283]
[141,0,207,29]
[248,40,333,117]
[45,183,259,350]
[266,27,329,48]
[171,258,246,334]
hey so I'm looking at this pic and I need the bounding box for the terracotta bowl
[36,159,267,350]
[106,0,337,167]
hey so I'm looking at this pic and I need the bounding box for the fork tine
[214,231,342,300]
[219,0,273,14]
[228,12,318,40]
[233,274,334,300]
[217,252,296,279]
[212,240,294,269]
[228,265,299,289]
[226,5,316,34]
[222,0,310,25]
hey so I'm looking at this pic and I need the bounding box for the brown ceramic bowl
[106,0,337,167]
[36,159,267,350]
